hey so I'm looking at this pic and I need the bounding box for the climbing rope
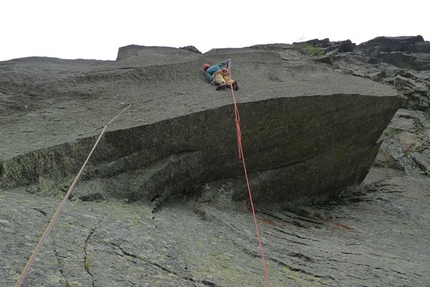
[14,65,270,285]
[14,103,132,287]
[228,64,271,287]
[227,61,243,159]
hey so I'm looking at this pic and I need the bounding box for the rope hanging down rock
[228,63,271,287]
[15,103,132,287]
[15,72,270,286]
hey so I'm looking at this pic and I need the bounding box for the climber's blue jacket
[205,60,229,82]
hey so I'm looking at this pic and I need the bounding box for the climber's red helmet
[202,64,210,72]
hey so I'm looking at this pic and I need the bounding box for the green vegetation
[383,128,398,137]
[299,43,324,56]
[84,261,91,272]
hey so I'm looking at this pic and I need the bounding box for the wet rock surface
[1,36,430,286]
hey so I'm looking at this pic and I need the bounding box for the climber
[202,59,239,91]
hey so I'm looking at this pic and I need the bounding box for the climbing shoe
[216,83,227,90]
[233,81,239,91]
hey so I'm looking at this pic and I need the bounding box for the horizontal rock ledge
[0,94,404,204]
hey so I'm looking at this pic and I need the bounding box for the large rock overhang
[0,46,405,204]
[1,95,404,204]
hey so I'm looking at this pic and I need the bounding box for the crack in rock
[32,207,47,216]
[269,256,335,280]
[110,242,199,285]
[83,219,102,287]
[201,279,221,287]
[53,237,67,287]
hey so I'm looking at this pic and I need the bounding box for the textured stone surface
[0,45,403,205]
[2,38,430,286]
[2,170,430,286]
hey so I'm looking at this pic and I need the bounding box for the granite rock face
[2,38,430,287]
[0,45,403,206]
[319,35,430,176]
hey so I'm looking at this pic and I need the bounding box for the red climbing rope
[227,62,242,159]
[228,63,271,287]
[14,103,132,287]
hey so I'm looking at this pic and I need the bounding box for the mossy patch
[298,43,324,56]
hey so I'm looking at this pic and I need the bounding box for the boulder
[0,46,404,206]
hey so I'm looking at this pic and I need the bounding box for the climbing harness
[14,103,132,287]
[228,62,271,287]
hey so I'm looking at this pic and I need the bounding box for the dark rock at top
[358,35,426,54]
[356,35,430,70]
